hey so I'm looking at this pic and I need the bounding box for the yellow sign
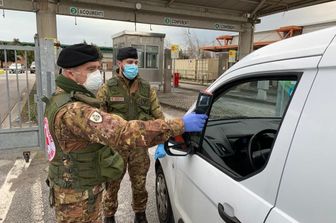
[228,50,236,63]
[171,44,179,59]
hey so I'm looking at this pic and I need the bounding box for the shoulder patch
[89,111,103,123]
[43,117,56,161]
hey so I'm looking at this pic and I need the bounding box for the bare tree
[183,29,202,59]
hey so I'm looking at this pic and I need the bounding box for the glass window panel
[132,44,144,68]
[146,45,158,68]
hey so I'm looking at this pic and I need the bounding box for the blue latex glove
[154,144,166,160]
[182,113,208,132]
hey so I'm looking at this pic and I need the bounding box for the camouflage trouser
[53,185,103,223]
[103,148,150,217]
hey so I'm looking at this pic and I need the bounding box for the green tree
[0,39,21,67]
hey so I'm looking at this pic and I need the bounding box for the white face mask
[83,69,103,93]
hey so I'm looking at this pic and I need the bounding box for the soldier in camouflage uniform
[96,47,164,223]
[45,43,208,223]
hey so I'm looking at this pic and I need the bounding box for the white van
[155,27,336,223]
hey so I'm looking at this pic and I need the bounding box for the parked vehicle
[8,63,24,73]
[156,27,336,223]
[30,61,36,73]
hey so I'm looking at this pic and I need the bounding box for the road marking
[0,153,35,223]
[31,178,44,223]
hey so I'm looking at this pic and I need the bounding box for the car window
[198,75,298,180]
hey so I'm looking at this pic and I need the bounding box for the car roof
[227,26,336,72]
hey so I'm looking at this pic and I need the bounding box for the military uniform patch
[43,117,56,161]
[110,96,125,102]
[89,111,103,123]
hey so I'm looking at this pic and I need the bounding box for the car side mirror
[164,134,193,156]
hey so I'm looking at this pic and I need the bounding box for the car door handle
[218,203,241,223]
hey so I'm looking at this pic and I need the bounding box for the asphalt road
[0,106,185,223]
[0,72,36,127]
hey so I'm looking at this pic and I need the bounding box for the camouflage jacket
[53,88,183,153]
[96,73,165,120]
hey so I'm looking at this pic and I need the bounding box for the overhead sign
[171,44,179,59]
[164,17,190,27]
[228,50,237,63]
[0,0,3,7]
[214,23,236,31]
[69,6,104,18]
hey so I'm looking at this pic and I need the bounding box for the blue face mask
[123,64,138,80]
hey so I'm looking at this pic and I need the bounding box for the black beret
[117,47,138,61]
[57,43,100,68]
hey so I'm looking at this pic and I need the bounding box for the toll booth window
[132,44,144,68]
[146,45,158,69]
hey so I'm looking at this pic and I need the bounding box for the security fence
[0,38,44,150]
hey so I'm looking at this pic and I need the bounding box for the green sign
[164,17,189,26]
[70,7,78,15]
[69,6,104,18]
[214,23,236,31]
[164,17,171,25]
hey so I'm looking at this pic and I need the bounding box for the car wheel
[156,165,174,223]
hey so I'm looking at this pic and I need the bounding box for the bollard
[173,72,180,87]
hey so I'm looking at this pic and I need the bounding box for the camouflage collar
[55,75,95,98]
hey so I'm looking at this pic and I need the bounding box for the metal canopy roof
[163,0,333,17]
[1,0,334,32]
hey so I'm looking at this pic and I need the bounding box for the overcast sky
[1,1,336,48]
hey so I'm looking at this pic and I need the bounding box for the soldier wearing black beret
[97,46,166,223]
[44,43,208,223]
[57,43,101,68]
[116,46,138,61]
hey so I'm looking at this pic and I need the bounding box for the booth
[112,31,165,84]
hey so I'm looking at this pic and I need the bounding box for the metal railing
[0,41,42,150]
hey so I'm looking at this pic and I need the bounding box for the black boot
[134,212,148,223]
[104,216,116,223]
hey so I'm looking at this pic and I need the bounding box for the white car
[30,61,36,73]
[8,63,24,73]
[156,26,336,223]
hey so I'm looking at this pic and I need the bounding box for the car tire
[156,165,174,223]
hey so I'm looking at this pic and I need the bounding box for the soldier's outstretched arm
[59,102,186,149]
[150,87,165,119]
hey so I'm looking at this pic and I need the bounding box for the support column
[163,49,172,93]
[217,52,226,77]
[238,23,254,60]
[35,0,57,98]
[36,0,57,39]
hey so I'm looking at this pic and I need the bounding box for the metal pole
[14,50,22,127]
[34,35,45,150]
[24,50,32,127]
[4,49,12,128]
